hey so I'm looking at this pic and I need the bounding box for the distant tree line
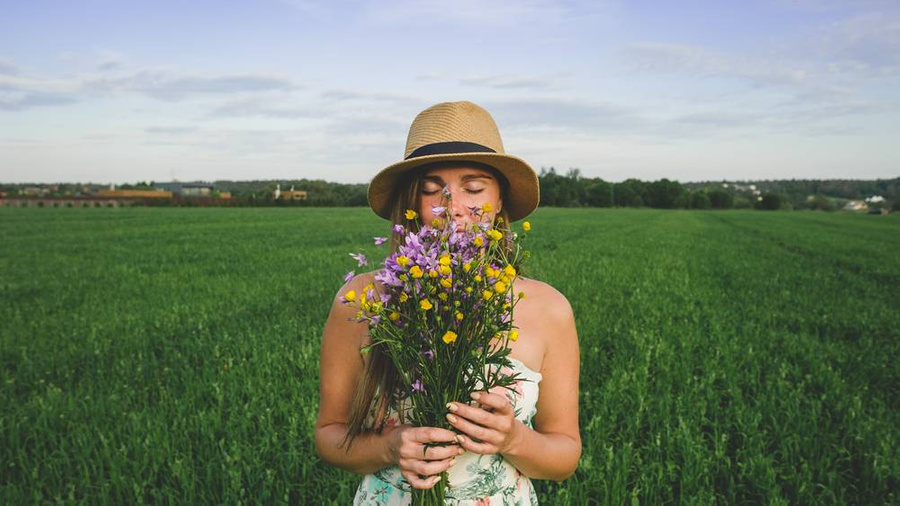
[3,173,898,211]
[537,168,900,211]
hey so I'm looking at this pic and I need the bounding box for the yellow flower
[504,264,516,277]
[438,293,448,301]
[399,292,409,303]
[410,265,424,279]
[488,229,503,241]
[343,290,356,302]
[432,218,443,228]
[440,278,452,289]
[523,221,531,231]
[465,286,473,293]
[420,299,433,311]
[494,281,506,293]
[399,274,408,282]
[499,274,510,285]
[429,269,438,278]
[483,290,493,300]
[503,303,511,310]
[405,209,418,220]
[389,311,400,321]
[518,291,526,299]
[371,301,383,313]
[463,262,472,272]
[481,202,493,213]
[509,330,519,342]
[473,236,484,247]
[455,311,464,321]
[439,255,451,266]
[442,330,458,344]
[363,283,374,293]
[397,256,410,267]
[439,265,452,276]
[474,274,483,282]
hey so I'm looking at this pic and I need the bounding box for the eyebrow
[423,174,493,184]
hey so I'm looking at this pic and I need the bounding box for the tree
[689,191,711,210]
[614,179,646,207]
[759,194,783,210]
[586,179,614,207]
[708,189,734,209]
[646,179,683,209]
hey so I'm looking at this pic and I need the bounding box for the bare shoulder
[516,277,575,324]
[333,270,379,301]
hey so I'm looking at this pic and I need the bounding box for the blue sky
[1,0,898,184]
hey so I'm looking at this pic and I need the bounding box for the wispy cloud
[83,70,301,101]
[618,42,809,87]
[0,91,77,111]
[459,75,554,90]
[206,98,321,119]
[145,126,198,135]
[485,97,643,132]
[0,57,19,76]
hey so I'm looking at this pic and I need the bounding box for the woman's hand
[386,425,462,489]
[445,389,524,456]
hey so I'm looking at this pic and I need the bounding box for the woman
[315,101,581,504]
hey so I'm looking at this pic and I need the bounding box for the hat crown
[404,101,505,159]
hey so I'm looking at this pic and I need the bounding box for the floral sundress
[353,358,542,505]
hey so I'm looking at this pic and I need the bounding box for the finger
[447,402,495,428]
[470,391,514,415]
[401,456,456,477]
[400,441,461,461]
[446,412,500,445]
[402,470,441,490]
[455,433,496,455]
[411,426,459,444]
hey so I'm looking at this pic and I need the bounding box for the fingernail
[446,403,457,412]
[448,458,457,467]
[457,434,466,444]
[446,413,458,423]
[458,447,465,455]
[470,392,481,400]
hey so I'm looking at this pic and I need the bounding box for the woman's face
[417,165,503,232]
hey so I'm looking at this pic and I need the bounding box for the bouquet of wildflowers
[340,192,531,505]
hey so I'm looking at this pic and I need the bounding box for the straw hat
[367,101,539,222]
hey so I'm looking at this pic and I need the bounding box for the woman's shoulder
[333,270,381,301]
[515,277,574,323]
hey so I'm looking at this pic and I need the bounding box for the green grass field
[1,208,897,504]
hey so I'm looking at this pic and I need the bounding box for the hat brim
[368,152,539,222]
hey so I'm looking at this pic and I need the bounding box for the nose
[448,189,468,218]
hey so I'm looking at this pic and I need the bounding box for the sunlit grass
[1,207,897,504]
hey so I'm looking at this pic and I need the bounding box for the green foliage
[613,179,646,207]
[586,179,614,207]
[759,194,783,211]
[1,208,898,504]
[708,189,734,209]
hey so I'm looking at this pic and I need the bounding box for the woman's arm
[445,287,582,481]
[314,274,461,488]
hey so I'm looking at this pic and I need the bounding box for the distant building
[156,182,216,197]
[275,184,307,201]
[97,189,173,198]
[865,195,885,204]
[843,200,868,212]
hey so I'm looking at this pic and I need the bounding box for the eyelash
[423,189,483,195]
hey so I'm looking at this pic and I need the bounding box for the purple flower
[411,378,426,393]
[379,292,392,304]
[393,224,405,235]
[442,186,452,198]
[431,205,446,216]
[350,252,368,267]
[374,236,388,245]
[344,271,355,283]
[421,349,435,361]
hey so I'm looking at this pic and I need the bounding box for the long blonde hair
[342,161,513,449]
